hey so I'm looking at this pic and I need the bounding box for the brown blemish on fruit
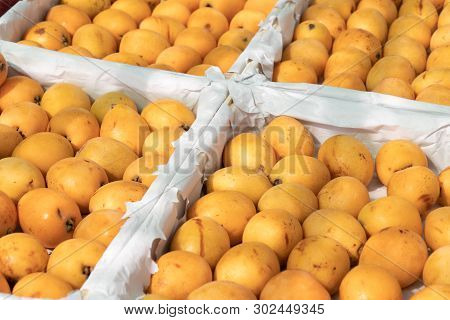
[308,23,315,30]
[394,164,413,173]
[34,28,45,35]
[82,265,92,277]
[65,218,75,233]
[284,233,289,246]
[194,219,205,257]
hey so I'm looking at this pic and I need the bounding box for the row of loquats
[0,52,197,298]
[145,115,450,300]
[18,0,278,76]
[273,0,450,107]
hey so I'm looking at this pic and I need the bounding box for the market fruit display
[275,0,450,106]
[149,115,450,300]
[0,53,196,298]
[16,0,281,76]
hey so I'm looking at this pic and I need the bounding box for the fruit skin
[141,293,170,300]
[357,0,398,25]
[188,281,256,300]
[187,191,256,245]
[12,132,74,176]
[313,0,355,20]
[155,45,202,73]
[13,272,73,299]
[0,191,17,237]
[120,29,170,64]
[18,188,82,248]
[164,0,200,12]
[170,216,230,268]
[47,238,106,289]
[347,8,388,43]
[46,4,91,36]
[17,40,43,47]
[425,207,450,251]
[398,0,437,31]
[89,180,147,213]
[187,7,229,40]
[0,53,7,87]
[439,3,450,28]
[0,157,45,203]
[273,59,318,83]
[215,242,280,296]
[0,233,49,281]
[77,137,138,181]
[41,83,91,118]
[262,116,314,158]
[123,154,165,187]
[244,0,277,16]
[359,227,428,288]
[61,0,111,19]
[318,176,369,217]
[0,272,10,293]
[46,157,108,214]
[332,28,382,64]
[142,127,185,161]
[229,10,266,34]
[104,52,149,66]
[372,78,416,100]
[150,251,212,300]
[74,209,124,247]
[294,20,332,52]
[439,167,450,206]
[243,209,303,264]
[384,36,427,74]
[270,155,330,195]
[388,15,431,49]
[204,45,242,73]
[0,102,48,138]
[141,98,194,132]
[323,73,366,91]
[376,139,428,186]
[93,8,137,41]
[318,135,374,186]
[207,166,272,205]
[223,133,277,175]
[48,108,99,152]
[0,125,22,159]
[412,69,450,94]
[287,236,350,294]
[101,105,150,156]
[174,27,216,58]
[339,265,402,300]
[282,39,329,77]
[422,245,450,286]
[358,196,423,236]
[111,0,152,24]
[260,270,330,300]
[303,209,367,262]
[387,166,440,215]
[153,1,191,25]
[140,16,186,45]
[72,24,117,59]
[301,4,346,39]
[0,76,44,112]
[90,91,137,124]
[426,45,450,71]
[417,84,450,107]
[410,284,450,300]
[366,56,416,91]
[258,183,318,223]
[199,0,246,21]
[24,21,71,50]
[218,29,253,51]
[430,25,450,50]
[325,48,372,82]
[187,64,213,76]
